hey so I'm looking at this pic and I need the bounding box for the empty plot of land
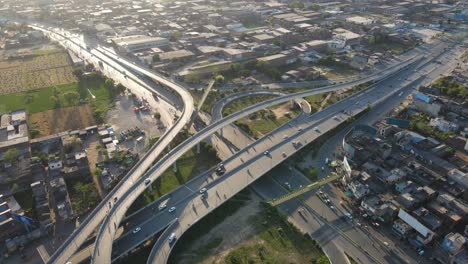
[30,105,96,136]
[0,49,77,94]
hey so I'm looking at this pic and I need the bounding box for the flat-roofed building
[112,35,169,52]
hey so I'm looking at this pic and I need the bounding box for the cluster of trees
[433,77,467,100]
[367,32,390,45]
[251,60,282,80]
[317,54,337,66]
[288,1,320,11]
[2,148,19,163]
[152,54,160,63]
[409,113,454,141]
[200,142,220,162]
[249,109,276,121]
[72,181,98,215]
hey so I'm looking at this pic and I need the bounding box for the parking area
[106,94,165,155]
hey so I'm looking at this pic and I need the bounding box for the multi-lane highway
[146,40,460,264]
[30,25,195,264]
[89,49,425,263]
[30,22,458,264]
[89,49,426,263]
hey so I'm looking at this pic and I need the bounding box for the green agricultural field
[0,49,77,94]
[0,76,114,116]
[0,83,77,114]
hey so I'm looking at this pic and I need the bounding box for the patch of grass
[0,75,114,117]
[299,167,318,181]
[223,94,276,116]
[0,83,77,114]
[220,203,328,264]
[304,93,328,111]
[14,188,35,219]
[79,77,114,123]
[65,177,99,216]
[33,48,62,55]
[370,41,409,54]
[127,143,220,215]
[237,114,292,139]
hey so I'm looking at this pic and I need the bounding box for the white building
[112,35,169,52]
[398,209,434,244]
[429,117,459,132]
[447,169,468,189]
[345,16,375,26]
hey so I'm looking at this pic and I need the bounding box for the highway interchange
[91,50,424,263]
[30,25,195,264]
[29,23,463,264]
[145,40,460,264]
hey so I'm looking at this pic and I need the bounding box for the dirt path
[271,102,294,118]
[84,136,106,198]
[318,93,333,111]
[177,192,263,264]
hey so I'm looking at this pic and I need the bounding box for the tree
[73,182,98,214]
[115,83,126,94]
[64,91,80,105]
[152,54,160,63]
[288,1,305,9]
[214,74,225,84]
[315,256,330,264]
[104,78,115,90]
[12,183,19,193]
[73,68,84,78]
[2,148,19,163]
[85,63,95,72]
[308,4,320,11]
[153,112,161,119]
[170,31,182,41]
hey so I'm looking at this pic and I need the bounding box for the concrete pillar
[197,142,201,154]
[173,161,177,173]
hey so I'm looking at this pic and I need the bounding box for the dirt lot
[29,105,96,136]
[0,49,76,94]
[176,192,262,263]
[106,95,164,150]
[271,102,295,118]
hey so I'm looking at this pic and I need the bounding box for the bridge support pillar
[173,161,177,173]
[197,142,200,154]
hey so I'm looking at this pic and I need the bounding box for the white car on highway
[158,204,167,211]
[144,178,151,185]
[168,207,176,213]
[168,233,177,244]
[133,227,141,234]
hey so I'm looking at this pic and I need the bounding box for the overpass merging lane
[91,51,429,263]
[31,25,195,264]
[146,43,459,263]
[36,23,451,263]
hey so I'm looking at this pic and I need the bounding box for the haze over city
[0,1,466,264]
